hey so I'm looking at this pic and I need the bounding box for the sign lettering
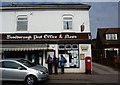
[1,33,90,41]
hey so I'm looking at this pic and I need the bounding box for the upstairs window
[17,15,28,31]
[106,34,118,40]
[63,16,73,30]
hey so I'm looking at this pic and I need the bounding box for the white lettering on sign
[64,34,77,39]
[7,35,32,40]
[59,34,63,38]
[44,34,57,39]
[33,35,42,40]
[6,34,79,40]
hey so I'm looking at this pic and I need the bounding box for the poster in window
[80,54,85,60]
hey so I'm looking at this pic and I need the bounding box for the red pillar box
[85,56,91,74]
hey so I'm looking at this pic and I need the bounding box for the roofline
[0,3,91,10]
[97,28,120,30]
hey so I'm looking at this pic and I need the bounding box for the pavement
[48,62,119,84]
[49,73,91,80]
[92,62,118,74]
[48,73,119,83]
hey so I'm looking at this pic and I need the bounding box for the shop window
[17,15,28,31]
[106,34,118,40]
[58,44,79,68]
[65,44,71,50]
[59,44,65,50]
[72,44,78,49]
[63,15,73,30]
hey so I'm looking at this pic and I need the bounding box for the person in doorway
[46,55,53,74]
[59,54,67,74]
[52,55,59,74]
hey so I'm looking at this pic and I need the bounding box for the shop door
[30,50,43,65]
[38,51,43,65]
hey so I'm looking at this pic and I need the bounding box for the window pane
[68,21,72,29]
[72,45,78,49]
[66,44,71,49]
[0,62,2,67]
[112,34,114,40]
[59,45,64,48]
[18,18,27,21]
[17,15,27,19]
[115,34,117,40]
[106,34,108,40]
[3,61,20,69]
[109,34,111,40]
[59,44,65,50]
[17,21,27,31]
[106,34,118,40]
[64,17,72,20]
[64,21,72,30]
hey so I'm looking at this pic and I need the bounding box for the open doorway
[27,50,43,65]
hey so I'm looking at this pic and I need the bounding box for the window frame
[17,15,28,31]
[72,44,79,49]
[65,44,71,50]
[105,33,118,40]
[63,15,73,30]
[58,44,65,50]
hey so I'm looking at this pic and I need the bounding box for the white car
[0,58,49,85]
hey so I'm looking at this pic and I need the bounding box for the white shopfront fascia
[79,44,91,73]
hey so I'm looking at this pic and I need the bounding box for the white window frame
[104,48,119,58]
[65,44,71,50]
[63,15,73,30]
[72,44,79,49]
[58,44,65,50]
[17,15,28,31]
[106,34,118,40]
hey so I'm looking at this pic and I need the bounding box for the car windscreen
[17,59,36,67]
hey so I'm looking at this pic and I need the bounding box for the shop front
[1,44,47,65]
[0,33,91,73]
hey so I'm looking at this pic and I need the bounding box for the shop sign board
[0,33,90,41]
[81,45,89,51]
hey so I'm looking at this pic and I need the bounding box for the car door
[0,61,3,80]
[2,61,27,81]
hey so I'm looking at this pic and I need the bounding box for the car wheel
[25,75,37,85]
